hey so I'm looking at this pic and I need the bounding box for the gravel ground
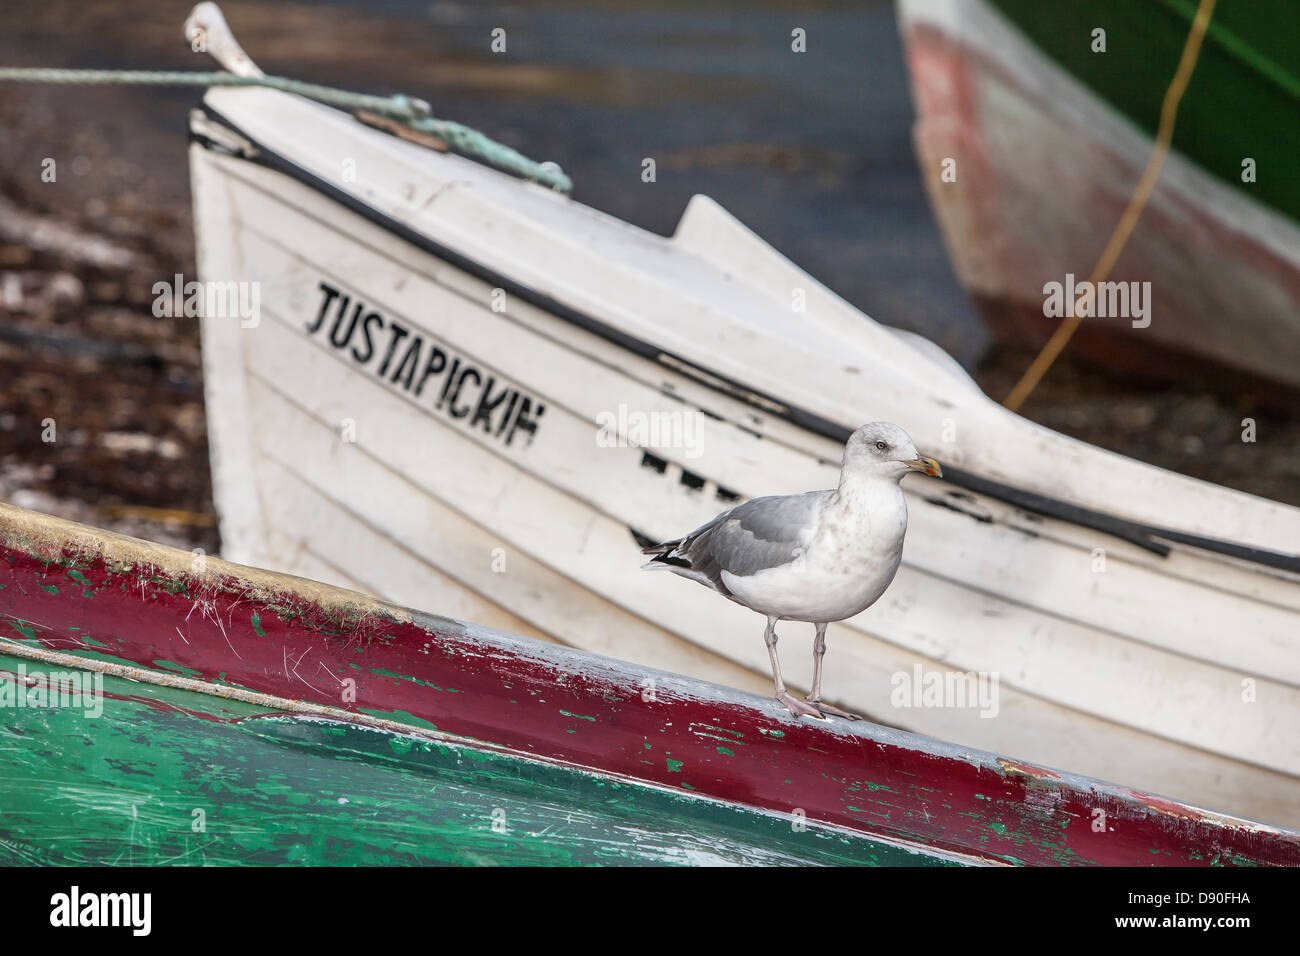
[0,84,215,553]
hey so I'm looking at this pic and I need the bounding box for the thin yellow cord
[95,504,218,527]
[1003,0,1217,412]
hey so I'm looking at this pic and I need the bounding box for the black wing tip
[647,552,691,568]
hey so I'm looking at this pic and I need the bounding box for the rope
[0,67,572,193]
[95,504,218,528]
[1002,0,1216,412]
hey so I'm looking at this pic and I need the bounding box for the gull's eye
[875,440,887,451]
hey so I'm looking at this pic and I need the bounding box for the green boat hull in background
[991,0,1299,224]
[898,0,1300,395]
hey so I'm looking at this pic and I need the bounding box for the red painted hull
[2,503,1297,865]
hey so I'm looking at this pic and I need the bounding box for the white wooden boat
[188,8,1300,826]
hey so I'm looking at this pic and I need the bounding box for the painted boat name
[308,281,545,447]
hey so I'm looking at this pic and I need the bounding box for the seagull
[640,422,941,720]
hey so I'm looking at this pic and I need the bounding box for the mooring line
[0,67,571,193]
[1003,0,1218,411]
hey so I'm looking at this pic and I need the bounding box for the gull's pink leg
[764,615,823,719]
[807,622,862,720]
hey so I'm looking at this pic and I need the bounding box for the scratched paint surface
[0,655,952,866]
[2,509,1298,866]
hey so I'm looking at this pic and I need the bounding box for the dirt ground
[0,83,215,553]
[0,40,1296,559]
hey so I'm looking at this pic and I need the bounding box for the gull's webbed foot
[776,690,827,720]
[807,697,862,721]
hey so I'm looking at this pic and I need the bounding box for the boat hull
[897,0,1300,394]
[3,502,1296,866]
[188,88,1300,828]
[2,651,944,867]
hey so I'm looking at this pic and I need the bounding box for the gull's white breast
[720,479,908,623]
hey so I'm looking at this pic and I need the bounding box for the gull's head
[843,422,942,481]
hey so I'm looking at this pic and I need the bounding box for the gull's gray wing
[643,490,831,594]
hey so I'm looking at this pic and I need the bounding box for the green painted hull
[0,654,954,867]
[989,0,1300,225]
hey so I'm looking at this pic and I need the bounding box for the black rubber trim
[191,105,1300,576]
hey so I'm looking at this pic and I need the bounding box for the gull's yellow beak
[905,456,943,478]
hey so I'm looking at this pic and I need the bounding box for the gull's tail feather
[637,529,725,593]
[639,538,692,572]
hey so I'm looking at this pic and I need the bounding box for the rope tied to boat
[1002,0,1217,411]
[0,67,573,193]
